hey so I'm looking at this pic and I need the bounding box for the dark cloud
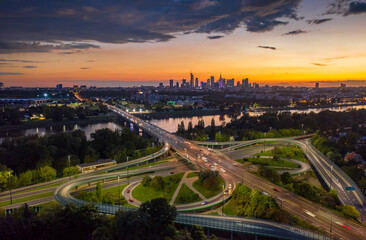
[80,67,90,70]
[207,35,224,39]
[311,63,327,66]
[0,0,303,52]
[23,65,37,68]
[306,18,333,24]
[0,72,24,75]
[0,59,41,63]
[258,45,276,50]
[349,1,366,14]
[283,29,308,35]
[325,0,366,16]
[0,41,100,54]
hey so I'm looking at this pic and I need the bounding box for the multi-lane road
[107,104,366,240]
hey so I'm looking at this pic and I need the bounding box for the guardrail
[307,142,366,206]
[54,192,328,240]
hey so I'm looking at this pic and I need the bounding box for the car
[210,165,214,168]
[233,163,238,167]
[201,201,208,205]
[184,148,187,151]
[169,171,174,175]
[274,188,280,192]
[200,148,203,151]
[228,184,232,189]
[213,162,218,166]
[262,192,269,196]
[220,168,226,173]
[276,197,283,201]
[126,189,130,193]
[129,198,134,202]
[224,190,228,195]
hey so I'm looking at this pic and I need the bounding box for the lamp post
[264,132,266,152]
[68,155,71,181]
[8,171,12,205]
[222,184,225,216]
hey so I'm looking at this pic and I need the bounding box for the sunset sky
[1,0,366,87]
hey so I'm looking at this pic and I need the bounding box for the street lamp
[264,132,266,152]
[222,184,225,216]
[8,171,12,205]
[68,155,71,181]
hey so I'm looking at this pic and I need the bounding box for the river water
[1,104,366,139]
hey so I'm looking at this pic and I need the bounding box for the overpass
[54,168,329,240]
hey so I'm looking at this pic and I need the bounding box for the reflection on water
[150,114,236,133]
[0,122,122,140]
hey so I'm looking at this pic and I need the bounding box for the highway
[106,104,366,240]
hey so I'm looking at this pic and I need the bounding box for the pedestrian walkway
[170,171,207,205]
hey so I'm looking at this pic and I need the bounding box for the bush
[342,205,360,219]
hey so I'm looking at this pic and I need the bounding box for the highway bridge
[53,104,366,240]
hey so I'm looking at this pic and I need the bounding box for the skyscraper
[0,82,3,89]
[56,84,62,90]
[169,79,174,88]
[190,72,194,87]
[182,79,186,88]
[242,78,248,87]
[210,76,214,87]
[195,77,198,87]
[315,82,319,88]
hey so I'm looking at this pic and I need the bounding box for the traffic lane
[226,166,364,240]
[2,196,55,210]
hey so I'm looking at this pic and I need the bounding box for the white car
[220,168,226,173]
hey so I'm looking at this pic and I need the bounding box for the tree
[142,176,152,186]
[342,205,360,219]
[281,172,292,185]
[96,181,103,202]
[138,198,177,240]
[150,176,164,191]
[190,225,206,240]
[38,166,56,182]
[18,170,33,187]
[62,166,80,177]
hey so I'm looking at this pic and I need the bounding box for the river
[1,104,366,139]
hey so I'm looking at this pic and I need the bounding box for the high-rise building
[195,77,198,87]
[159,82,164,88]
[182,79,186,88]
[190,72,194,87]
[207,79,210,88]
[56,84,63,90]
[227,79,234,88]
[0,82,3,89]
[210,76,214,87]
[169,79,174,88]
[242,78,248,87]
[73,85,78,89]
[201,82,207,89]
[315,83,319,88]
[237,81,241,87]
[176,82,179,88]
[341,83,346,88]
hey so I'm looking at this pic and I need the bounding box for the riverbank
[251,102,366,112]
[0,114,118,132]
[135,109,232,120]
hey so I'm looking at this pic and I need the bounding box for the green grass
[187,172,198,178]
[242,157,298,168]
[255,145,306,162]
[208,211,219,215]
[174,183,202,204]
[75,184,128,200]
[126,160,169,170]
[96,160,169,175]
[13,181,67,196]
[192,177,225,199]
[223,199,239,216]
[132,173,184,202]
[0,191,54,207]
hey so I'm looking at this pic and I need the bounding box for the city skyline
[1,0,366,87]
